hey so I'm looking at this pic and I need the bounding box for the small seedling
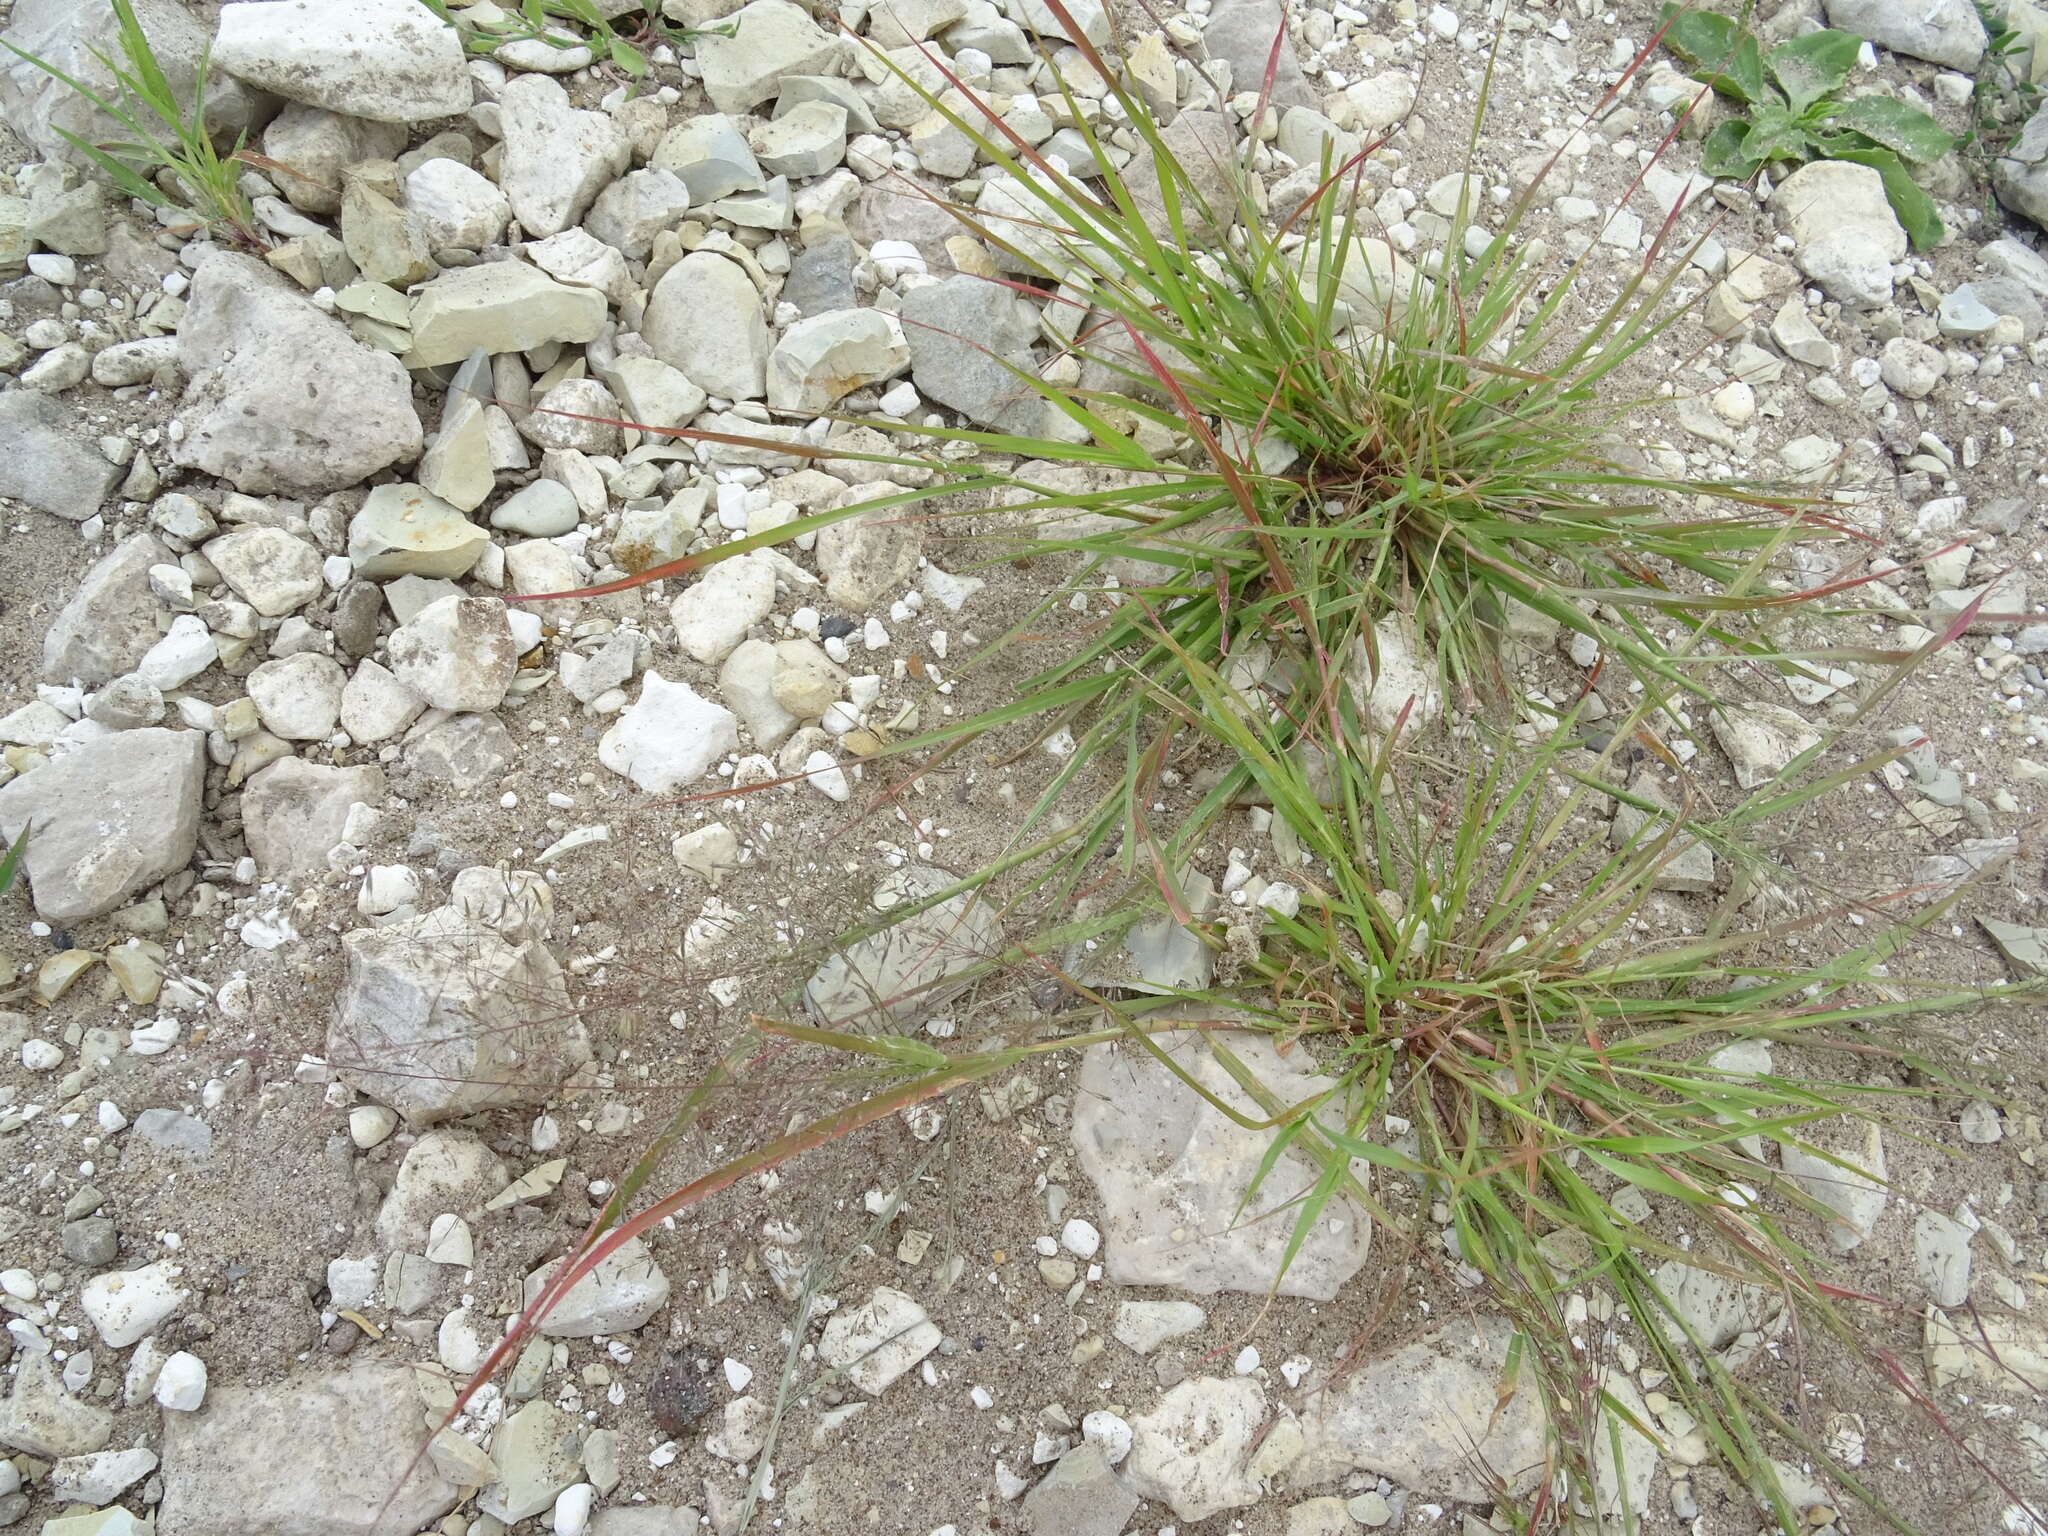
[1660,8,1958,247]
[2,0,265,248]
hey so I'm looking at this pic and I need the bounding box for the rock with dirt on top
[1122,1376,1266,1523]
[204,526,326,617]
[387,595,520,712]
[0,0,273,164]
[1072,1027,1373,1299]
[156,1364,460,1536]
[1710,701,1823,789]
[817,1286,941,1394]
[0,391,122,522]
[767,309,910,412]
[41,531,173,685]
[804,862,1002,1026]
[1022,1443,1140,1536]
[0,1354,113,1459]
[331,896,590,1127]
[522,1235,670,1335]
[241,758,386,878]
[670,553,778,664]
[817,481,924,610]
[212,0,470,122]
[261,104,406,216]
[0,728,205,923]
[174,251,422,493]
[1290,1317,1548,1502]
[1771,161,1907,307]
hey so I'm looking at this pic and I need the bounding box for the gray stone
[1981,236,2048,299]
[405,157,512,249]
[499,74,631,239]
[1824,0,1986,70]
[479,1401,584,1524]
[586,168,693,259]
[1982,916,2048,976]
[898,273,1061,435]
[388,595,519,712]
[521,1236,670,1335]
[491,478,582,537]
[0,1354,112,1459]
[1946,276,2045,339]
[350,483,491,578]
[405,712,515,790]
[176,251,422,494]
[61,1217,120,1267]
[0,391,121,521]
[767,308,909,411]
[644,251,768,400]
[205,526,326,617]
[670,553,777,664]
[1773,161,1907,306]
[775,75,880,134]
[783,233,859,316]
[1610,771,1716,892]
[520,377,624,455]
[805,862,1002,1026]
[0,728,204,922]
[1880,335,1945,398]
[0,0,272,166]
[51,1446,159,1506]
[41,531,172,685]
[1200,0,1314,108]
[651,114,766,203]
[376,1130,507,1250]
[1710,702,1823,790]
[332,901,589,1126]
[405,260,607,368]
[695,0,845,115]
[1023,1443,1139,1536]
[1291,1319,1547,1502]
[157,1365,460,1536]
[1781,1118,1888,1251]
[213,0,470,122]
[262,105,407,216]
[1123,1377,1264,1522]
[751,100,848,178]
[242,758,386,877]
[1073,1028,1372,1299]
[1649,1259,1775,1352]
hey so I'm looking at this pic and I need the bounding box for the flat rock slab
[0,728,205,922]
[1290,1318,1548,1502]
[803,863,1001,1027]
[0,391,120,521]
[1072,1029,1371,1299]
[157,1365,459,1536]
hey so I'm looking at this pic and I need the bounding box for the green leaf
[1824,95,1960,163]
[1766,28,1861,113]
[1659,5,1765,103]
[1821,140,1947,249]
[0,825,26,898]
[1744,101,1818,164]
[1698,119,1765,179]
[608,35,648,75]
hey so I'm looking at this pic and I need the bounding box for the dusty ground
[7,0,2048,1534]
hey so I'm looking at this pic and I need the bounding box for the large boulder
[330,893,590,1126]
[175,251,421,493]
[0,728,205,922]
